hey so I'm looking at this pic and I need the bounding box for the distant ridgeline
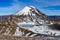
[48,16,60,18]
[0,15,10,19]
[0,15,60,19]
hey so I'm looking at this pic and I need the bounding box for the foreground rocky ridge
[0,35,60,40]
[0,15,36,36]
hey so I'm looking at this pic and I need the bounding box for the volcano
[0,6,60,38]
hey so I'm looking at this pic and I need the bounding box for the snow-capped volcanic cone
[15,6,40,15]
[15,6,35,15]
[14,6,50,24]
[15,6,48,18]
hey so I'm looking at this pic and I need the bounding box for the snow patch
[14,27,24,36]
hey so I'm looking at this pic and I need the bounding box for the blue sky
[0,0,60,16]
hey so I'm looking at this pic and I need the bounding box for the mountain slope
[14,6,60,37]
[0,6,60,37]
[0,16,38,37]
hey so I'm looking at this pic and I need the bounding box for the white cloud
[0,0,26,15]
[39,8,60,15]
[34,0,60,7]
